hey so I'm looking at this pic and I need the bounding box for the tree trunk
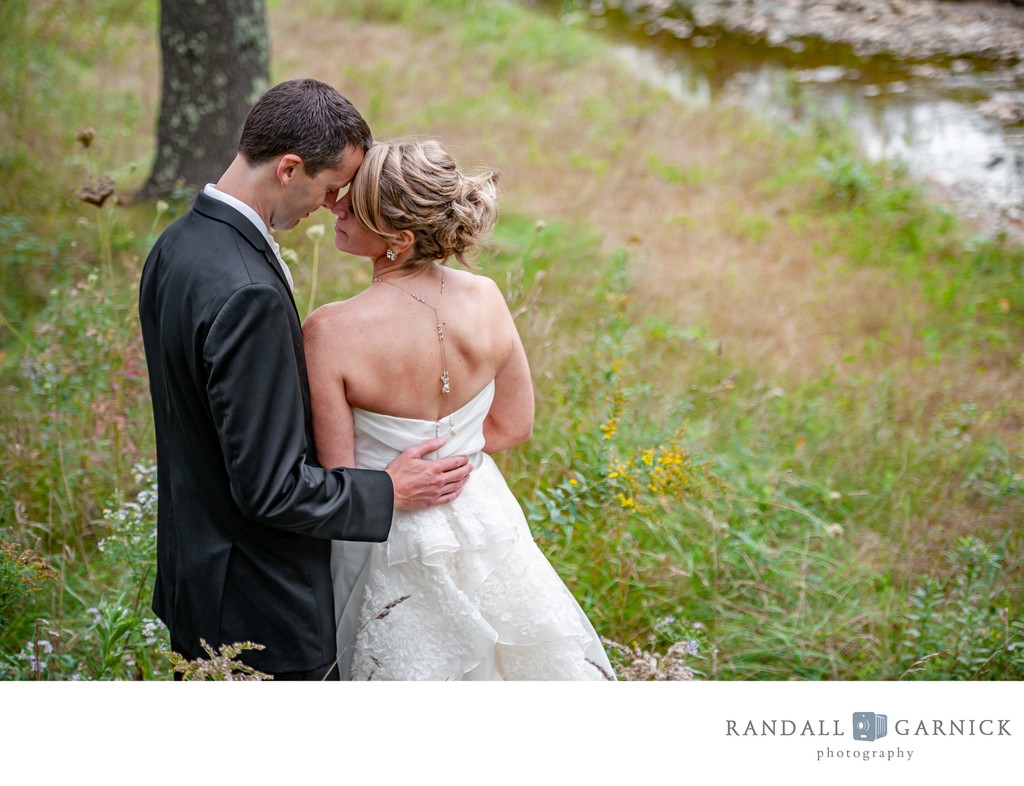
[140,0,269,199]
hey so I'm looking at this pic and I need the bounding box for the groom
[139,79,471,680]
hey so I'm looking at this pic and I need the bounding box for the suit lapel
[192,192,298,304]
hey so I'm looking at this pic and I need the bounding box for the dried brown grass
[93,6,1013,389]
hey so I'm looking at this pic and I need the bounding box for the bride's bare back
[304,264,533,468]
[345,265,510,416]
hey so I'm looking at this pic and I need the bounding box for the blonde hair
[350,139,498,268]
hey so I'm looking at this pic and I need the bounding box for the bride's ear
[393,229,416,255]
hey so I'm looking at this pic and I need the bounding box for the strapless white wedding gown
[331,380,615,680]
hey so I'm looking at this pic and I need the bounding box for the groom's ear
[275,154,305,186]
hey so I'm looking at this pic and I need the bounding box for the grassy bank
[1,0,1022,680]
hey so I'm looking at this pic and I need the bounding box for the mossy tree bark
[140,0,269,199]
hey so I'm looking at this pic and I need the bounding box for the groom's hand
[385,438,472,511]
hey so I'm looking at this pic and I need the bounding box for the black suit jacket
[139,191,394,674]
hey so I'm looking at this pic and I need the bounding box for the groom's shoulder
[144,230,276,328]
[155,199,246,256]
[150,203,264,279]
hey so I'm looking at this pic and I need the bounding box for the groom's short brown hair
[238,78,373,176]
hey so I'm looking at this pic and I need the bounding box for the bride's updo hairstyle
[350,139,498,269]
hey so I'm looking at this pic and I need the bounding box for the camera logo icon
[852,712,888,741]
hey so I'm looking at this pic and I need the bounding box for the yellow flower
[599,416,620,440]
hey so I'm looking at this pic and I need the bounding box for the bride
[303,139,615,680]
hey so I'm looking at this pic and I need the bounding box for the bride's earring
[386,249,397,261]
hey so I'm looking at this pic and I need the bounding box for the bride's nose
[331,195,349,217]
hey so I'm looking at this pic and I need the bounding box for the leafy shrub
[0,540,56,636]
[0,466,170,680]
[900,536,1024,680]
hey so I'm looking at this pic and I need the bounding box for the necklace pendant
[441,372,450,394]
[436,323,444,341]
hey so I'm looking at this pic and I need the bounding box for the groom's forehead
[334,145,367,185]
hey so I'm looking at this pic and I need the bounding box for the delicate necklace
[372,266,455,437]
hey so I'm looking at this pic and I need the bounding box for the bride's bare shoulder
[303,290,375,333]
[450,267,503,301]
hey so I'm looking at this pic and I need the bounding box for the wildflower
[607,460,629,480]
[141,618,165,646]
[599,416,619,440]
[76,127,96,148]
[568,478,578,487]
[77,176,115,208]
[18,641,52,674]
[280,247,300,266]
[825,523,844,537]
[618,493,635,509]
[305,223,326,242]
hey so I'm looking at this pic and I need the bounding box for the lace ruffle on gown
[332,381,615,681]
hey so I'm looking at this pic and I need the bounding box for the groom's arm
[204,282,393,541]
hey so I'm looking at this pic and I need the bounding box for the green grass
[1,0,1022,680]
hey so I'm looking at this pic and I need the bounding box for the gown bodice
[350,380,496,470]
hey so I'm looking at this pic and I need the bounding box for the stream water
[534,3,1024,238]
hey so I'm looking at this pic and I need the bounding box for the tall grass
[1,0,1022,680]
